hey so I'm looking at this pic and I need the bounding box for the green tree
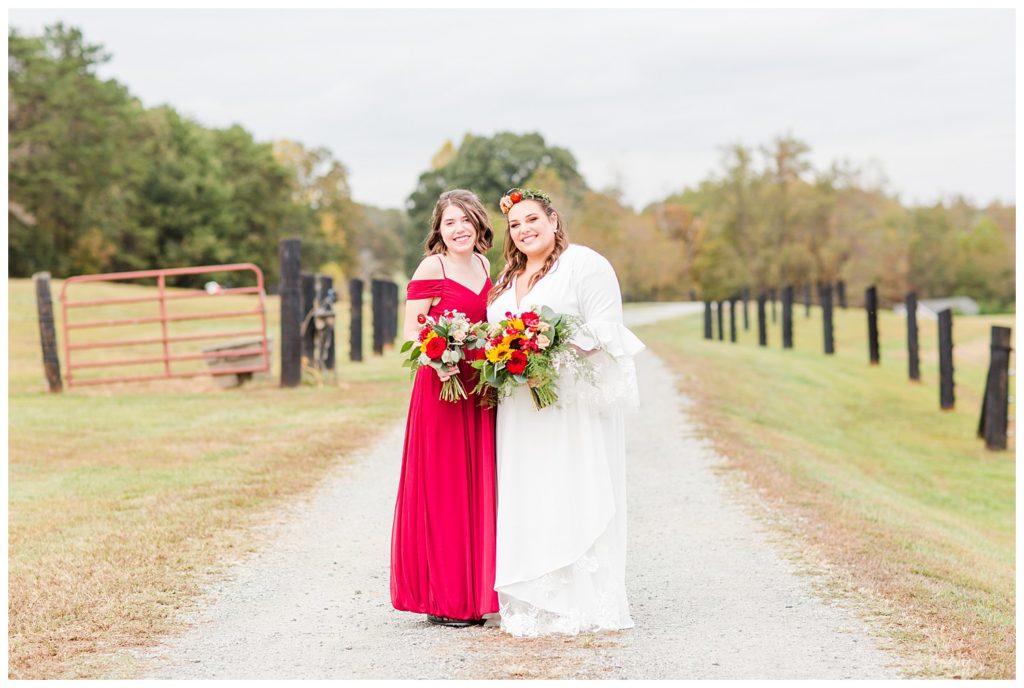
[8,23,143,276]
[405,132,587,274]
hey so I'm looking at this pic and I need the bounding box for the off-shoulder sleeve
[568,248,645,409]
[406,279,444,300]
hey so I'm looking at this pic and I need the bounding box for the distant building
[892,296,980,319]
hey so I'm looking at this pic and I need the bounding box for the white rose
[536,334,551,349]
[452,329,467,342]
[537,321,551,333]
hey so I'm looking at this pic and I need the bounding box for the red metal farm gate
[59,264,270,388]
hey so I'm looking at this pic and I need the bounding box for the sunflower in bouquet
[471,305,589,410]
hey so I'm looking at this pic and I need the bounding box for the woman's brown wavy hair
[423,189,494,257]
[488,195,570,305]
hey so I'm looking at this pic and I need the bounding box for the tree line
[9,24,1015,312]
[8,24,406,288]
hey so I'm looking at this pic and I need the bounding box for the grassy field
[634,303,1015,679]
[8,277,411,678]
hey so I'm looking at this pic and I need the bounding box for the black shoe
[427,614,485,627]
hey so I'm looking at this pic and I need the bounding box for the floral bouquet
[470,305,589,410]
[401,309,484,402]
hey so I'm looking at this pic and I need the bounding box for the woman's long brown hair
[488,197,570,305]
[423,189,494,256]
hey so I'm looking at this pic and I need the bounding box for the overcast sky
[8,8,1016,210]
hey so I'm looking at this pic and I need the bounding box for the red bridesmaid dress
[390,254,499,621]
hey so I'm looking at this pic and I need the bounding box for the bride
[486,187,645,636]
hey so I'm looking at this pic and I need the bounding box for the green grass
[8,277,411,678]
[635,304,1015,678]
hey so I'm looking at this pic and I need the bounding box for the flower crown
[499,187,552,215]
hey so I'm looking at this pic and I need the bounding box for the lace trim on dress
[497,538,632,637]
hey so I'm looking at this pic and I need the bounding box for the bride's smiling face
[508,200,558,260]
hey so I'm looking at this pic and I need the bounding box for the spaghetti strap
[437,255,446,278]
[475,253,487,274]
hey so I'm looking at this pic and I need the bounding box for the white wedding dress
[487,244,645,637]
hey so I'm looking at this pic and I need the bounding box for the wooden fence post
[866,285,880,365]
[349,278,363,362]
[279,238,302,387]
[703,301,713,340]
[782,285,793,349]
[729,298,737,343]
[938,309,955,410]
[371,279,384,355]
[742,287,750,331]
[822,283,835,355]
[32,272,63,392]
[906,291,920,381]
[386,281,399,349]
[717,300,725,341]
[978,326,1012,450]
[757,292,767,347]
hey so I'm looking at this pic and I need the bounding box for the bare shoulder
[411,255,444,281]
[476,252,492,272]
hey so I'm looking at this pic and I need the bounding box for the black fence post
[387,281,399,349]
[729,298,737,343]
[978,326,1012,451]
[822,283,835,355]
[319,274,336,369]
[837,280,847,309]
[279,238,302,387]
[906,292,920,381]
[742,287,750,331]
[782,285,794,349]
[866,285,880,365]
[371,279,384,356]
[938,309,955,410]
[32,272,63,392]
[349,278,363,362]
[804,283,811,318]
[703,301,713,340]
[757,292,767,347]
[301,272,316,363]
[770,287,777,324]
[717,300,725,341]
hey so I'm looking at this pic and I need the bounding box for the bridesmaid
[390,189,499,626]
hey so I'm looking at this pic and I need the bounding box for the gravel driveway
[140,303,905,679]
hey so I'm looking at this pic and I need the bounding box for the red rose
[521,311,540,327]
[417,313,426,324]
[465,347,484,361]
[510,190,523,203]
[425,336,447,361]
[506,350,528,375]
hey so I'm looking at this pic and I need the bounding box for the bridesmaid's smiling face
[439,203,478,256]
[508,200,558,261]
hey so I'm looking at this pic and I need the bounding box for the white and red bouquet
[401,309,485,402]
[470,305,587,410]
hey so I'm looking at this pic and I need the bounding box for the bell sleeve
[570,249,645,408]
